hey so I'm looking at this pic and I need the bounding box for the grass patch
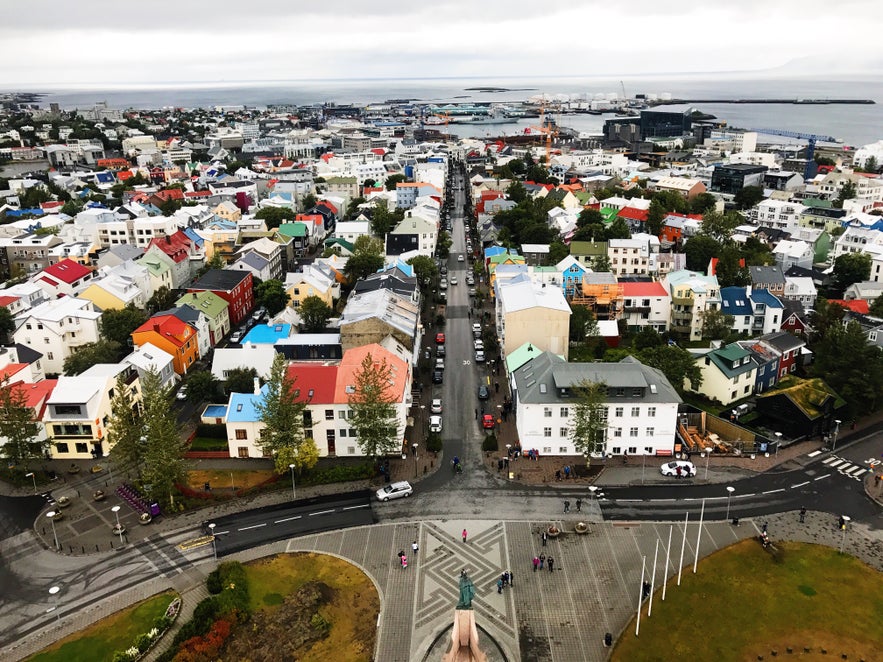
[185,469,275,491]
[189,436,230,451]
[27,591,176,662]
[612,541,883,662]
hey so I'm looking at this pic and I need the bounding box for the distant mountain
[768,55,883,76]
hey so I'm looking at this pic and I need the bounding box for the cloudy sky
[1,0,880,87]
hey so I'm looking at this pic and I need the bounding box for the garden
[612,540,883,662]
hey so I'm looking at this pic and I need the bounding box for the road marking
[342,504,370,511]
[177,535,214,551]
[762,488,786,495]
[462,360,471,365]
[822,456,838,465]
[308,509,335,516]
[827,459,847,468]
[735,493,755,498]
[790,481,810,489]
[616,499,642,502]
[865,458,881,466]
[274,515,302,524]
[807,450,822,458]
[814,473,831,481]
[238,523,267,531]
[846,467,867,477]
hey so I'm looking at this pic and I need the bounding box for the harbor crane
[748,128,838,179]
[528,103,558,165]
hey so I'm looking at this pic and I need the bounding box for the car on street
[436,357,445,371]
[437,344,446,357]
[432,370,444,384]
[439,279,448,289]
[474,338,484,351]
[440,266,447,276]
[458,254,465,262]
[477,385,489,400]
[472,323,482,334]
[429,415,443,433]
[229,331,243,344]
[475,350,485,362]
[176,385,188,401]
[376,481,413,502]
[465,275,475,286]
[435,332,446,344]
[431,398,443,413]
[450,276,458,285]
[252,307,266,322]
[660,460,697,477]
[482,414,495,429]
[468,288,477,297]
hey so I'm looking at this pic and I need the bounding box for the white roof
[497,280,571,315]
[656,176,701,191]
[124,342,174,372]
[211,344,278,380]
[15,296,101,323]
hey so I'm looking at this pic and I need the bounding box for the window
[559,427,568,437]
[235,429,248,440]
[615,388,625,397]
[646,427,655,437]
[632,388,642,397]
[612,446,622,455]
[325,409,334,420]
[628,446,637,454]
[560,407,569,417]
[75,442,88,454]
[613,428,622,438]
[339,429,347,437]
[55,442,69,453]
[629,427,639,437]
[543,407,552,418]
[47,352,54,360]
[559,447,568,453]
[648,407,656,417]
[348,447,356,455]
[543,427,552,437]
[615,407,623,417]
[338,410,347,419]
[631,407,640,417]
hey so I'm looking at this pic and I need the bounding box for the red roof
[362,187,384,195]
[42,258,92,284]
[7,380,58,419]
[296,214,324,227]
[184,190,213,198]
[370,148,386,155]
[620,281,668,297]
[288,363,338,404]
[0,295,19,307]
[133,315,194,347]
[829,299,869,314]
[147,231,194,263]
[617,207,649,222]
[153,188,184,201]
[0,363,28,383]
[317,200,338,215]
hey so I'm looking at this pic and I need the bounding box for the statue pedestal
[442,609,489,662]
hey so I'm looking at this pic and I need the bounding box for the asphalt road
[207,491,375,557]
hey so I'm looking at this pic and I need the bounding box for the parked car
[436,357,445,371]
[429,415,442,433]
[660,460,697,478]
[458,254,465,262]
[477,385,489,400]
[474,339,484,351]
[375,481,413,502]
[229,331,242,344]
[252,307,266,322]
[465,275,475,286]
[431,398,443,414]
[439,279,448,290]
[435,332,446,344]
[482,414,496,429]
[437,344,446,357]
[468,288,477,297]
[475,350,485,363]
[472,323,482,334]
[432,370,444,384]
[176,385,188,401]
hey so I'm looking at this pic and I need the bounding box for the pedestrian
[555,470,562,481]
[508,569,514,587]
[533,556,539,572]
[502,571,509,587]
[799,507,806,523]
[494,380,500,393]
[576,498,582,512]
[564,500,570,513]
[401,554,408,569]
[412,540,419,556]
[548,556,554,573]
[563,465,571,479]
[541,531,548,546]
[497,578,503,594]
[462,528,468,543]
[474,408,478,420]
[539,554,545,570]
[761,522,768,534]
[398,549,404,561]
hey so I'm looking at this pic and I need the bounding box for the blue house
[242,323,292,345]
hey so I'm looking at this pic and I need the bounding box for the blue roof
[393,260,414,277]
[484,246,513,259]
[225,385,268,423]
[183,227,205,247]
[95,172,115,183]
[720,287,754,316]
[4,208,44,217]
[242,323,292,344]
[751,288,783,308]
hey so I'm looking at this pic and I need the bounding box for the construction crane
[748,128,838,179]
[529,103,559,165]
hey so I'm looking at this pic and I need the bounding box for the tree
[345,196,366,219]
[384,174,407,191]
[834,180,857,208]
[255,353,313,474]
[0,377,42,466]
[683,235,722,272]
[139,370,189,508]
[689,192,718,215]
[101,305,148,348]
[406,255,438,290]
[863,155,879,174]
[0,306,14,343]
[638,345,703,392]
[344,235,385,282]
[604,217,631,240]
[61,199,84,216]
[646,199,666,237]
[184,371,222,404]
[832,252,871,290]
[632,327,664,351]
[146,286,177,315]
[254,206,295,230]
[809,296,846,340]
[733,185,765,210]
[225,367,259,395]
[63,339,123,375]
[811,320,883,418]
[106,372,144,477]
[592,253,612,272]
[715,245,750,288]
[577,208,604,228]
[569,304,596,344]
[436,230,453,258]
[255,279,289,316]
[701,308,735,341]
[568,380,608,457]
[506,181,527,204]
[548,239,569,265]
[299,295,333,332]
[699,210,743,243]
[300,193,317,211]
[348,353,399,459]
[869,294,883,318]
[368,198,402,236]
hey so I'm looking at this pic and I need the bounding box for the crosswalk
[821,455,870,481]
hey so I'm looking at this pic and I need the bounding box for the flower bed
[110,597,181,662]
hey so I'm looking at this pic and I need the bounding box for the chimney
[192,292,197,299]
[153,323,160,333]
[253,377,261,395]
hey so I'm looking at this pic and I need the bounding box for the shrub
[301,463,373,486]
[206,569,222,594]
[482,434,498,452]
[426,432,443,453]
[194,423,227,439]
[135,632,152,653]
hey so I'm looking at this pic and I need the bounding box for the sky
[1,0,881,87]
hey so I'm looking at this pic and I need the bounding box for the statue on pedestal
[443,571,488,662]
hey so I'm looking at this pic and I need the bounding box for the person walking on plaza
[412,540,419,556]
[508,569,514,587]
[497,578,503,594]
[547,557,555,573]
[799,507,806,523]
[462,528,468,543]
[564,500,570,513]
[576,498,582,513]
[533,556,540,572]
[541,531,548,546]
[539,554,545,570]
[401,554,408,569]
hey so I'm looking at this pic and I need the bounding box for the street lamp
[832,419,842,452]
[46,511,59,551]
[208,523,217,560]
[725,486,735,522]
[289,463,296,501]
[839,515,851,553]
[589,485,598,499]
[774,432,782,457]
[704,447,712,479]
[48,586,60,623]
[25,471,37,494]
[111,505,124,544]
[412,443,419,479]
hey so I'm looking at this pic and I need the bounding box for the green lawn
[189,436,229,451]
[28,591,176,662]
[612,540,883,662]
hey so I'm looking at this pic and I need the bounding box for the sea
[18,74,883,147]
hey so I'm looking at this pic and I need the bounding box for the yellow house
[285,266,339,308]
[213,201,242,222]
[79,262,151,310]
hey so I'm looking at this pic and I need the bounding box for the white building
[751,199,806,230]
[607,238,650,277]
[13,297,102,375]
[123,343,177,389]
[511,353,681,458]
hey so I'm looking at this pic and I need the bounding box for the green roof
[324,176,357,185]
[279,222,308,238]
[802,198,833,209]
[600,208,619,223]
[506,342,564,373]
[758,375,846,419]
[569,240,607,257]
[176,290,229,318]
[324,237,355,252]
